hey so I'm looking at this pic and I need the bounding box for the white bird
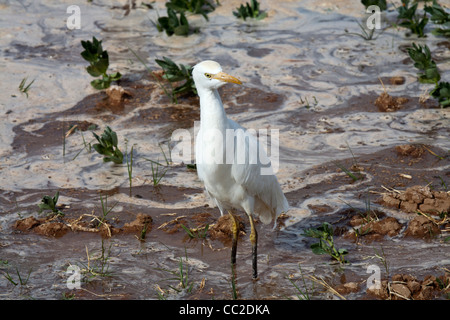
[192,60,289,279]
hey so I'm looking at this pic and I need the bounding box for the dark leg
[229,211,238,276]
[249,214,258,280]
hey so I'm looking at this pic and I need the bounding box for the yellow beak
[212,72,242,85]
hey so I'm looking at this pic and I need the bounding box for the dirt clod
[122,213,152,234]
[347,215,402,241]
[374,92,408,112]
[105,85,133,104]
[405,215,440,238]
[382,185,450,216]
[14,216,41,231]
[389,76,406,85]
[395,144,425,158]
[34,222,69,238]
[367,273,446,300]
[209,215,245,244]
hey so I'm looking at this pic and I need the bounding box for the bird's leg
[249,214,258,280]
[228,210,238,276]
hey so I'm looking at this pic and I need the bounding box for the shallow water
[0,0,449,299]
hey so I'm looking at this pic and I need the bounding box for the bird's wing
[228,119,288,222]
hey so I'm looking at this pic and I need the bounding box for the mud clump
[13,213,153,238]
[14,216,69,238]
[122,213,152,235]
[34,222,69,238]
[382,185,450,215]
[335,282,360,295]
[105,85,133,105]
[14,216,40,231]
[395,144,425,158]
[209,215,245,244]
[374,92,408,112]
[367,274,449,300]
[347,216,402,241]
[389,76,406,85]
[405,215,441,238]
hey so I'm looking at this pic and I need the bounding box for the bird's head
[192,60,242,91]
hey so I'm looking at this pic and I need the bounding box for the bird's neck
[198,88,228,131]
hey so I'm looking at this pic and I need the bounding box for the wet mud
[1,0,449,300]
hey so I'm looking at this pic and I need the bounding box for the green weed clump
[407,43,449,107]
[303,222,348,264]
[407,43,440,84]
[361,0,387,11]
[155,8,192,36]
[233,0,267,21]
[38,191,64,216]
[430,82,450,107]
[155,56,197,97]
[81,37,122,90]
[92,126,124,164]
[396,0,429,38]
[424,1,450,37]
[18,77,35,98]
[165,0,217,21]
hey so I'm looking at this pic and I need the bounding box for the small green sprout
[38,191,64,216]
[233,0,267,21]
[165,0,217,21]
[396,0,428,38]
[407,42,449,107]
[81,37,122,90]
[407,43,440,84]
[424,1,450,37]
[303,222,348,264]
[18,77,35,98]
[430,81,450,107]
[154,8,192,37]
[92,126,124,164]
[180,223,209,239]
[361,0,387,11]
[155,56,197,97]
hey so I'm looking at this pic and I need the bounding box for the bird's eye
[204,73,212,79]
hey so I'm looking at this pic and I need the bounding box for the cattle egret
[192,60,289,279]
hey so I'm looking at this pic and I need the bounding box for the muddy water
[1,0,449,299]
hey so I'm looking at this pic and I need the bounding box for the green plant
[18,77,35,98]
[424,0,450,37]
[396,0,429,37]
[233,0,267,21]
[407,43,440,84]
[38,191,64,216]
[180,223,209,239]
[80,37,122,90]
[156,253,194,297]
[92,126,124,164]
[302,222,348,264]
[430,81,450,107]
[361,0,387,11]
[165,0,216,21]
[155,56,197,99]
[407,43,449,107]
[345,20,384,40]
[126,143,134,196]
[98,194,117,227]
[149,159,169,186]
[154,8,192,37]
[287,264,313,300]
[2,267,32,286]
[77,240,113,280]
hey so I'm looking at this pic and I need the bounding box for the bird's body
[192,60,289,279]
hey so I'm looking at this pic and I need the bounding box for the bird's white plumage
[193,61,289,225]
